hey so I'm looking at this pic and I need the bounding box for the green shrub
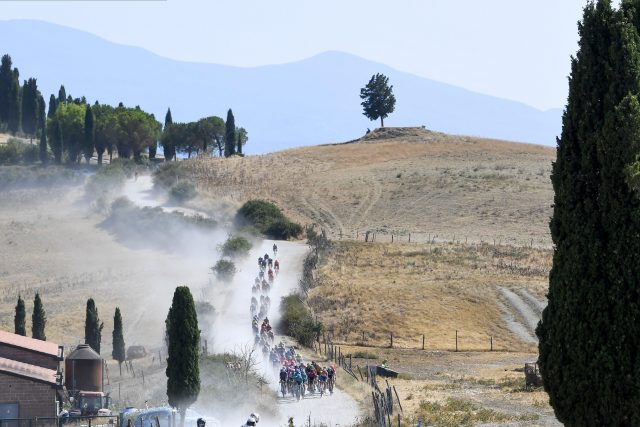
[265,219,303,240]
[236,200,303,240]
[169,180,197,202]
[278,294,322,347]
[0,165,81,190]
[153,161,186,189]
[211,259,237,281]
[220,235,252,258]
[86,158,140,198]
[0,139,39,165]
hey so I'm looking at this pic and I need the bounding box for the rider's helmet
[245,417,257,427]
[250,413,260,423]
[196,418,205,427]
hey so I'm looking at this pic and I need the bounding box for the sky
[0,0,592,111]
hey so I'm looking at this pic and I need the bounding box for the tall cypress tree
[537,1,640,424]
[0,54,13,125]
[163,108,175,161]
[32,293,46,341]
[224,109,235,157]
[7,69,21,134]
[47,94,57,119]
[38,95,47,163]
[57,85,66,105]
[165,286,200,427]
[20,78,39,136]
[14,295,25,336]
[83,104,94,164]
[112,307,125,376]
[85,298,104,354]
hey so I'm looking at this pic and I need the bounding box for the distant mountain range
[0,20,562,153]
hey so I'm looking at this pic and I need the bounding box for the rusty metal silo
[64,344,103,392]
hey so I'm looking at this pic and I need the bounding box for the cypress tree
[47,94,57,119]
[32,293,46,341]
[14,295,25,336]
[112,307,125,376]
[7,69,20,134]
[49,120,63,164]
[163,108,175,161]
[224,109,235,157]
[84,298,104,354]
[0,54,13,125]
[165,286,200,427]
[20,78,38,136]
[57,85,66,105]
[38,95,47,163]
[83,104,94,164]
[537,1,640,424]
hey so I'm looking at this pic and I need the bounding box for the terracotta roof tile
[0,356,58,385]
[0,330,60,357]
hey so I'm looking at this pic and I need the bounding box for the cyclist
[318,368,328,396]
[274,260,280,272]
[306,365,317,392]
[273,243,278,255]
[327,365,336,394]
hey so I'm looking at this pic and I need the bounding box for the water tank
[64,344,103,392]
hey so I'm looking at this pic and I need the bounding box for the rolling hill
[0,20,561,153]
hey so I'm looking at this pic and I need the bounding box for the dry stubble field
[184,127,555,246]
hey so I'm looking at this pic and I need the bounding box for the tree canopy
[360,73,396,127]
[536,1,640,424]
[85,298,104,354]
[32,293,46,341]
[14,295,25,336]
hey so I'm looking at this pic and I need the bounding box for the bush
[85,158,140,199]
[153,161,186,189]
[278,294,322,347]
[169,180,197,202]
[0,165,81,190]
[236,200,303,240]
[220,235,252,258]
[211,259,237,282]
[0,139,39,165]
[265,219,303,240]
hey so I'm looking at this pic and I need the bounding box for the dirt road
[122,176,361,427]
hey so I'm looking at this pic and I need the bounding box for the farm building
[0,330,63,420]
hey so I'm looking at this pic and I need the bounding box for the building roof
[0,330,60,358]
[0,356,58,385]
[67,344,101,360]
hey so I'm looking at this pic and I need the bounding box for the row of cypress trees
[13,293,46,340]
[537,0,640,425]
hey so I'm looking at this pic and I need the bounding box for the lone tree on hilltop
[165,286,200,427]
[112,307,125,376]
[14,295,25,336]
[32,293,46,341]
[360,73,396,128]
[536,1,640,425]
[85,298,104,354]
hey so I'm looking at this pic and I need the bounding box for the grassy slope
[184,127,555,247]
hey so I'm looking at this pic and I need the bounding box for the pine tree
[360,73,396,127]
[537,1,640,424]
[224,109,236,157]
[32,293,46,341]
[165,286,200,427]
[85,298,104,354]
[14,295,25,336]
[237,127,247,155]
[112,307,126,376]
[83,104,94,164]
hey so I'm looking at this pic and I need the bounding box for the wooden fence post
[390,333,393,348]
[490,336,493,352]
[455,330,458,352]
[422,335,425,350]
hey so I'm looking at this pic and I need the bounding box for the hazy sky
[0,0,591,110]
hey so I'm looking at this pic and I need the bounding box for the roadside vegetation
[219,235,252,258]
[278,294,322,347]
[236,199,303,239]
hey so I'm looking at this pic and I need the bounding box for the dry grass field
[308,241,550,353]
[183,127,555,246]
